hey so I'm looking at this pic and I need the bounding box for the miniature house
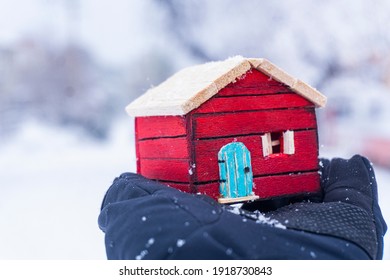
[126,56,327,203]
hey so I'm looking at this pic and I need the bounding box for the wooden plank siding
[193,108,317,139]
[217,69,292,96]
[137,137,189,159]
[135,115,192,183]
[137,158,191,183]
[192,129,319,183]
[195,171,320,200]
[191,93,314,114]
[135,116,187,140]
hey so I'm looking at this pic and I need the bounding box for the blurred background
[0,0,389,259]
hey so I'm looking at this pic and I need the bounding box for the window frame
[261,130,295,157]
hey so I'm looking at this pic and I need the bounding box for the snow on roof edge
[249,58,327,108]
[126,57,327,117]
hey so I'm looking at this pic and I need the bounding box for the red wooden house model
[126,56,327,204]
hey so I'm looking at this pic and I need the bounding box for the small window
[261,130,295,157]
[270,132,283,153]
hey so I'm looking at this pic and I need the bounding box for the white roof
[126,56,327,117]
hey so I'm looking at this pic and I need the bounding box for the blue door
[218,142,254,200]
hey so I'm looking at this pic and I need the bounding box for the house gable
[125,56,326,117]
[191,69,315,115]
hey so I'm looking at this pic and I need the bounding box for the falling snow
[176,239,186,247]
[135,250,148,260]
[310,251,317,259]
[146,238,155,248]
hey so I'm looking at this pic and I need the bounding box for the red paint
[134,117,141,173]
[134,67,321,202]
[194,129,319,182]
[195,183,222,200]
[230,69,288,88]
[138,137,189,159]
[253,172,320,199]
[217,86,292,96]
[193,108,317,139]
[135,116,187,140]
[138,158,190,182]
[192,93,314,114]
[195,172,320,200]
[217,69,291,96]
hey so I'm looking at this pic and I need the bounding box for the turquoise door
[218,142,254,200]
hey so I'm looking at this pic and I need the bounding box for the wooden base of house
[218,195,260,204]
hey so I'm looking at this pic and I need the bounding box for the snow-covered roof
[126,56,327,117]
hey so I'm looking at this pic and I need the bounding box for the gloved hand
[263,155,387,259]
[98,155,387,259]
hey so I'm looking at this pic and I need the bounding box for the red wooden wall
[135,115,193,192]
[135,68,321,201]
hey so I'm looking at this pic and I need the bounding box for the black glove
[264,155,387,259]
[98,155,387,259]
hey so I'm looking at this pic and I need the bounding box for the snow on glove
[264,155,387,259]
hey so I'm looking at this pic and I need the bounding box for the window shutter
[283,130,295,155]
[261,133,272,157]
